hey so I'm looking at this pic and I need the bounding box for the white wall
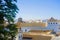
[21,22,60,33]
[47,22,60,32]
[16,28,23,40]
[21,27,46,32]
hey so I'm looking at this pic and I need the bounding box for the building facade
[16,18,47,40]
[16,17,60,40]
[46,17,60,33]
[16,17,60,32]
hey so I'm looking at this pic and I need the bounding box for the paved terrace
[23,32,55,40]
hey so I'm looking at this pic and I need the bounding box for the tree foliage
[0,0,19,40]
[0,0,19,24]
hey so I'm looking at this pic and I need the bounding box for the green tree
[0,0,19,40]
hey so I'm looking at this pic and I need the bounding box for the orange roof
[23,32,55,40]
[16,22,47,28]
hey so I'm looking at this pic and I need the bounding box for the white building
[46,17,60,33]
[15,18,47,40]
[17,17,60,33]
[16,17,60,40]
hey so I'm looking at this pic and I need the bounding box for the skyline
[16,0,60,20]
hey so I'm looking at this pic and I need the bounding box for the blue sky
[16,0,60,20]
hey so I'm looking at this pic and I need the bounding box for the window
[19,35,22,38]
[48,23,50,24]
[56,23,57,24]
[19,36,20,38]
[25,29,27,32]
[59,27,60,29]
[51,23,52,24]
[53,23,55,24]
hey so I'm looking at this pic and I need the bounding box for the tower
[18,18,23,22]
[15,18,23,40]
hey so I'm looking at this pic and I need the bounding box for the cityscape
[0,0,60,40]
[15,17,60,40]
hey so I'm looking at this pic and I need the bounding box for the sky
[16,0,60,20]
